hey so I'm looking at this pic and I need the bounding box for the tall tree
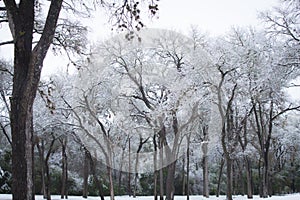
[3,1,63,199]
[1,1,159,199]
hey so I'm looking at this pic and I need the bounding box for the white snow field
[0,194,300,200]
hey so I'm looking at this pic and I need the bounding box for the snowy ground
[0,194,300,200]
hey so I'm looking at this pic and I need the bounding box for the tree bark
[159,145,164,200]
[202,144,209,198]
[37,140,46,199]
[153,135,158,200]
[202,128,209,198]
[182,156,186,195]
[225,157,233,200]
[165,162,176,200]
[45,159,51,200]
[86,149,105,200]
[107,166,115,200]
[262,151,269,198]
[245,157,253,199]
[3,1,63,200]
[216,159,224,197]
[128,138,132,197]
[8,2,35,199]
[61,137,68,199]
[133,136,148,197]
[83,150,89,198]
[186,140,190,200]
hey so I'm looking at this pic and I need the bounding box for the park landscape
[0,1,300,200]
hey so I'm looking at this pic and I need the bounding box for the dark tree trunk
[128,138,131,197]
[258,159,263,197]
[83,150,90,198]
[153,135,158,200]
[159,127,165,200]
[45,160,51,200]
[3,1,63,200]
[37,135,56,200]
[133,136,148,198]
[216,159,224,197]
[182,157,186,195]
[290,154,296,193]
[86,149,105,200]
[107,165,115,200]
[37,140,46,199]
[159,148,164,200]
[165,162,176,200]
[8,2,35,200]
[61,138,68,199]
[202,148,209,198]
[165,112,179,200]
[225,157,233,200]
[154,170,158,200]
[201,132,209,198]
[245,157,253,199]
[118,146,126,195]
[186,141,190,200]
[262,151,269,198]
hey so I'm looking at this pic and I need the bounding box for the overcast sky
[0,0,281,74]
[1,0,298,100]
[0,0,281,55]
[150,0,279,35]
[87,0,280,41]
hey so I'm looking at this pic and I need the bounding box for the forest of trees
[0,1,300,200]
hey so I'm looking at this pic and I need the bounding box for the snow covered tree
[0,0,159,199]
[71,29,213,200]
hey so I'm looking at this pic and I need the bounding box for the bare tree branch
[272,105,300,121]
[0,40,13,46]
[0,121,11,146]
[32,0,63,70]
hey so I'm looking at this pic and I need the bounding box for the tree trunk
[258,159,263,197]
[10,5,35,197]
[202,141,209,198]
[4,1,63,200]
[37,140,46,199]
[202,151,209,198]
[216,159,224,197]
[245,157,253,199]
[37,136,56,200]
[10,41,36,200]
[153,135,158,200]
[159,148,164,200]
[61,138,68,199]
[186,141,190,200]
[165,161,176,200]
[45,159,51,200]
[107,166,115,200]
[290,153,296,193]
[83,150,89,198]
[225,157,233,200]
[182,156,186,196]
[133,168,139,197]
[154,170,158,200]
[87,149,104,200]
[118,146,126,195]
[128,138,131,197]
[134,137,146,198]
[262,151,269,198]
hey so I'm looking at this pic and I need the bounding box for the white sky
[0,0,280,57]
[147,0,279,35]
[1,0,298,101]
[88,0,280,40]
[0,0,281,73]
